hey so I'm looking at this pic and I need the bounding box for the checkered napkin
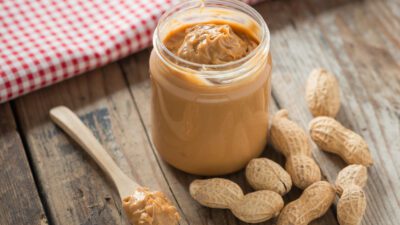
[0,0,261,103]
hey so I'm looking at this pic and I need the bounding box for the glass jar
[150,0,272,176]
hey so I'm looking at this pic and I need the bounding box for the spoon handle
[50,106,139,198]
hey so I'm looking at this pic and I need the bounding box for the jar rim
[153,0,270,75]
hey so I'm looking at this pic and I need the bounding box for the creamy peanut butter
[150,2,271,176]
[122,187,180,225]
[164,23,258,64]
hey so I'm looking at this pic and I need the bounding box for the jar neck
[153,0,270,84]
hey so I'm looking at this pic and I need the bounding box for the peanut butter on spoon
[123,187,180,225]
[49,106,180,225]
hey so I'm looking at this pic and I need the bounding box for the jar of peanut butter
[150,0,271,176]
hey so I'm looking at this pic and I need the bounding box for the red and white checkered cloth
[0,0,261,103]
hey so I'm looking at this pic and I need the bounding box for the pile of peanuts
[189,68,373,225]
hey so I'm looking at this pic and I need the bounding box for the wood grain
[13,64,185,225]
[260,0,400,224]
[0,103,48,225]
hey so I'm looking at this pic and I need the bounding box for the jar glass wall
[150,0,272,175]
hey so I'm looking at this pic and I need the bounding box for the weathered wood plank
[120,49,338,225]
[13,64,187,225]
[0,103,48,225]
[258,0,400,224]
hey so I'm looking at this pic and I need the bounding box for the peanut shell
[245,158,292,195]
[276,181,336,225]
[271,109,311,157]
[305,68,341,117]
[189,178,243,209]
[337,185,367,225]
[231,190,284,223]
[285,155,321,189]
[270,109,321,189]
[335,164,368,195]
[309,116,373,166]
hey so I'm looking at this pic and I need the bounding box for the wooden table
[1,0,399,224]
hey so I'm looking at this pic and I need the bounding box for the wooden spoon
[49,106,139,198]
[49,106,180,225]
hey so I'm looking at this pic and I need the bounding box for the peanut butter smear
[122,187,180,225]
[164,23,259,65]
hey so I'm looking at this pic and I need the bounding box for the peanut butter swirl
[164,23,258,65]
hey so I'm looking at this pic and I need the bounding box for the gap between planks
[0,103,50,225]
